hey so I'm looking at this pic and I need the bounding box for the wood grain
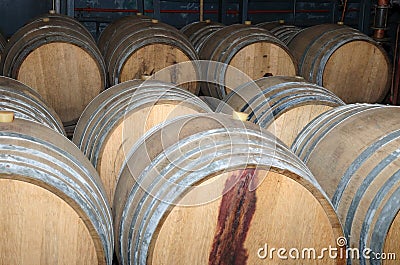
[227,43,297,94]
[151,170,340,265]
[199,25,298,98]
[288,24,390,103]
[98,104,204,202]
[220,76,345,147]
[17,42,102,124]
[323,41,389,103]
[0,118,113,265]
[271,104,333,146]
[0,76,65,134]
[0,178,97,265]
[113,114,345,265]
[180,21,224,52]
[103,20,198,93]
[120,44,197,94]
[209,169,256,265]
[384,210,400,264]
[292,104,400,265]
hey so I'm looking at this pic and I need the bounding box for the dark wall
[73,0,368,40]
[0,0,381,41]
[0,0,52,38]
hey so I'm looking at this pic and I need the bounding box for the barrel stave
[292,104,400,264]
[0,14,107,125]
[0,76,65,134]
[113,113,345,265]
[288,24,391,103]
[0,119,113,264]
[219,76,345,146]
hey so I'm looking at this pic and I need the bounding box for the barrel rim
[113,113,343,264]
[0,120,114,264]
[0,76,66,134]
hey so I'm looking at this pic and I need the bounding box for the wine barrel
[270,25,302,45]
[97,14,150,56]
[102,19,199,93]
[257,21,302,45]
[28,12,95,41]
[199,24,298,99]
[217,76,345,146]
[73,80,212,202]
[0,116,113,265]
[0,13,107,125]
[180,20,224,52]
[0,31,6,62]
[0,76,65,134]
[113,113,345,265]
[292,104,400,265]
[288,24,390,103]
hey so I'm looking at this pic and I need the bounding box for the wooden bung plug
[42,17,50,23]
[151,19,159,24]
[279,19,285,24]
[141,75,151,81]
[244,20,252,25]
[0,111,14,123]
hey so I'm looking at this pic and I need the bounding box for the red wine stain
[209,168,257,265]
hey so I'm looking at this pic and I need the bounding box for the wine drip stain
[209,168,257,265]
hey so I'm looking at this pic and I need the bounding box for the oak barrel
[113,113,345,265]
[0,13,107,125]
[199,24,298,99]
[256,21,302,45]
[73,80,212,202]
[101,19,199,93]
[288,24,391,103]
[180,20,224,52]
[218,76,345,146]
[270,25,302,45]
[97,14,150,56]
[28,12,95,41]
[0,76,65,134]
[0,117,113,265]
[292,104,400,265]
